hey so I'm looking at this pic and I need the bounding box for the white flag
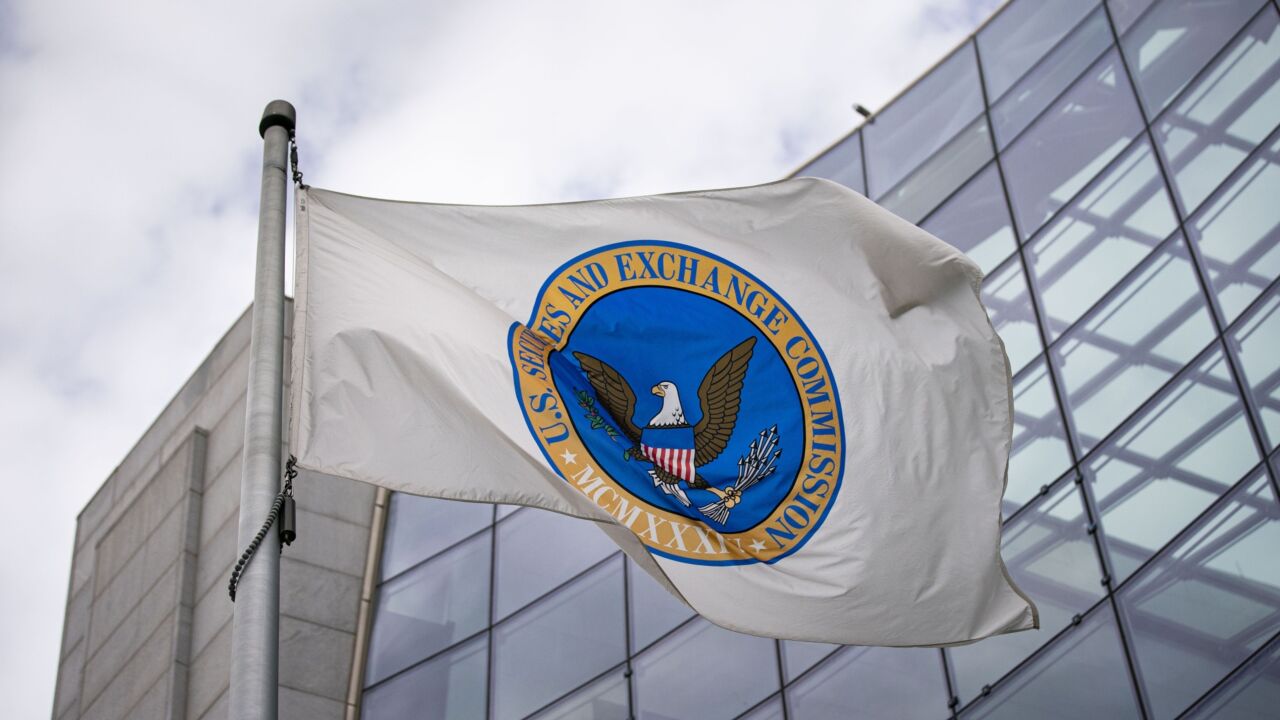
[289,178,1038,646]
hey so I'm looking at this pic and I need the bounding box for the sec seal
[508,240,845,565]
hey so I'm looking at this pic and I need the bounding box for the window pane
[948,480,1104,704]
[1087,346,1258,582]
[1119,470,1280,719]
[781,640,838,682]
[877,117,993,225]
[634,618,779,720]
[381,493,492,580]
[628,559,695,652]
[1027,138,1177,341]
[362,635,488,720]
[1230,290,1280,450]
[1120,0,1267,117]
[979,0,1100,102]
[922,163,1017,274]
[493,557,626,720]
[495,508,617,619]
[864,42,985,197]
[1007,361,1074,515]
[528,668,630,720]
[1182,634,1280,719]
[1052,235,1216,454]
[1153,8,1280,216]
[1187,132,1280,324]
[787,646,947,719]
[963,606,1141,719]
[991,7,1114,148]
[1003,49,1145,240]
[366,531,491,685]
[796,132,865,195]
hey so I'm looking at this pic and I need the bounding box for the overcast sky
[0,1,1002,715]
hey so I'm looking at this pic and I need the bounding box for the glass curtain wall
[362,0,1280,717]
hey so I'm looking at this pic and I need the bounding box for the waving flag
[288,178,1038,646]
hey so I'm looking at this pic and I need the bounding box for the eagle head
[649,381,686,426]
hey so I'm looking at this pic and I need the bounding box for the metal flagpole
[229,99,294,720]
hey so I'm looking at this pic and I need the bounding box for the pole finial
[259,100,297,138]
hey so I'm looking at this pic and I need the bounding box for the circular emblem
[508,240,844,565]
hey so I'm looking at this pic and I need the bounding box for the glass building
[359,0,1280,717]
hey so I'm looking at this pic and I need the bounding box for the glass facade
[361,0,1280,717]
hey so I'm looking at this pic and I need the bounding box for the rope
[289,135,307,188]
[228,456,298,602]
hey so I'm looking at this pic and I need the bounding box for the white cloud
[0,0,1001,715]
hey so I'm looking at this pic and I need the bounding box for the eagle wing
[692,337,756,467]
[572,352,643,444]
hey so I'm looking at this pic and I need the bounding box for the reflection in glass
[380,494,492,580]
[1153,8,1280,216]
[634,618,779,720]
[1087,346,1257,582]
[1006,361,1074,515]
[1003,50,1145,240]
[1186,132,1280,324]
[990,7,1114,148]
[949,480,1103,703]
[781,640,839,682]
[979,0,1099,102]
[787,646,947,719]
[628,558,695,652]
[1120,0,1267,117]
[796,131,865,195]
[495,508,617,620]
[365,531,491,685]
[362,635,488,720]
[922,163,1016,273]
[1119,470,1280,719]
[1052,236,1216,454]
[963,606,1141,719]
[1026,138,1176,340]
[864,42,984,197]
[1182,634,1280,718]
[492,558,626,720]
[527,669,630,720]
[1230,290,1280,451]
[877,117,993,225]
[983,256,1042,376]
[1110,0,1159,35]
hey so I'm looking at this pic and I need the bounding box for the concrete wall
[53,303,375,720]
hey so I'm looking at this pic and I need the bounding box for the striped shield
[640,425,697,484]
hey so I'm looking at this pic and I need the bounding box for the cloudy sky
[0,0,1001,715]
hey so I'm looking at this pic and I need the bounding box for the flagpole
[230,99,294,720]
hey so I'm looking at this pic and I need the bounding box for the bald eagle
[572,337,757,510]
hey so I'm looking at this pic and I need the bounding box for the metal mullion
[1175,628,1280,719]
[1000,467,1077,528]
[939,648,960,718]
[486,521,497,720]
[773,638,790,720]
[1102,0,1280,507]
[857,130,870,196]
[364,625,492,694]
[493,551,623,630]
[870,112,989,208]
[621,557,635,719]
[910,155,1000,229]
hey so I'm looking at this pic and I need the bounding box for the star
[748,538,766,552]
[560,449,578,465]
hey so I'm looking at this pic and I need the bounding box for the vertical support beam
[229,99,295,720]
